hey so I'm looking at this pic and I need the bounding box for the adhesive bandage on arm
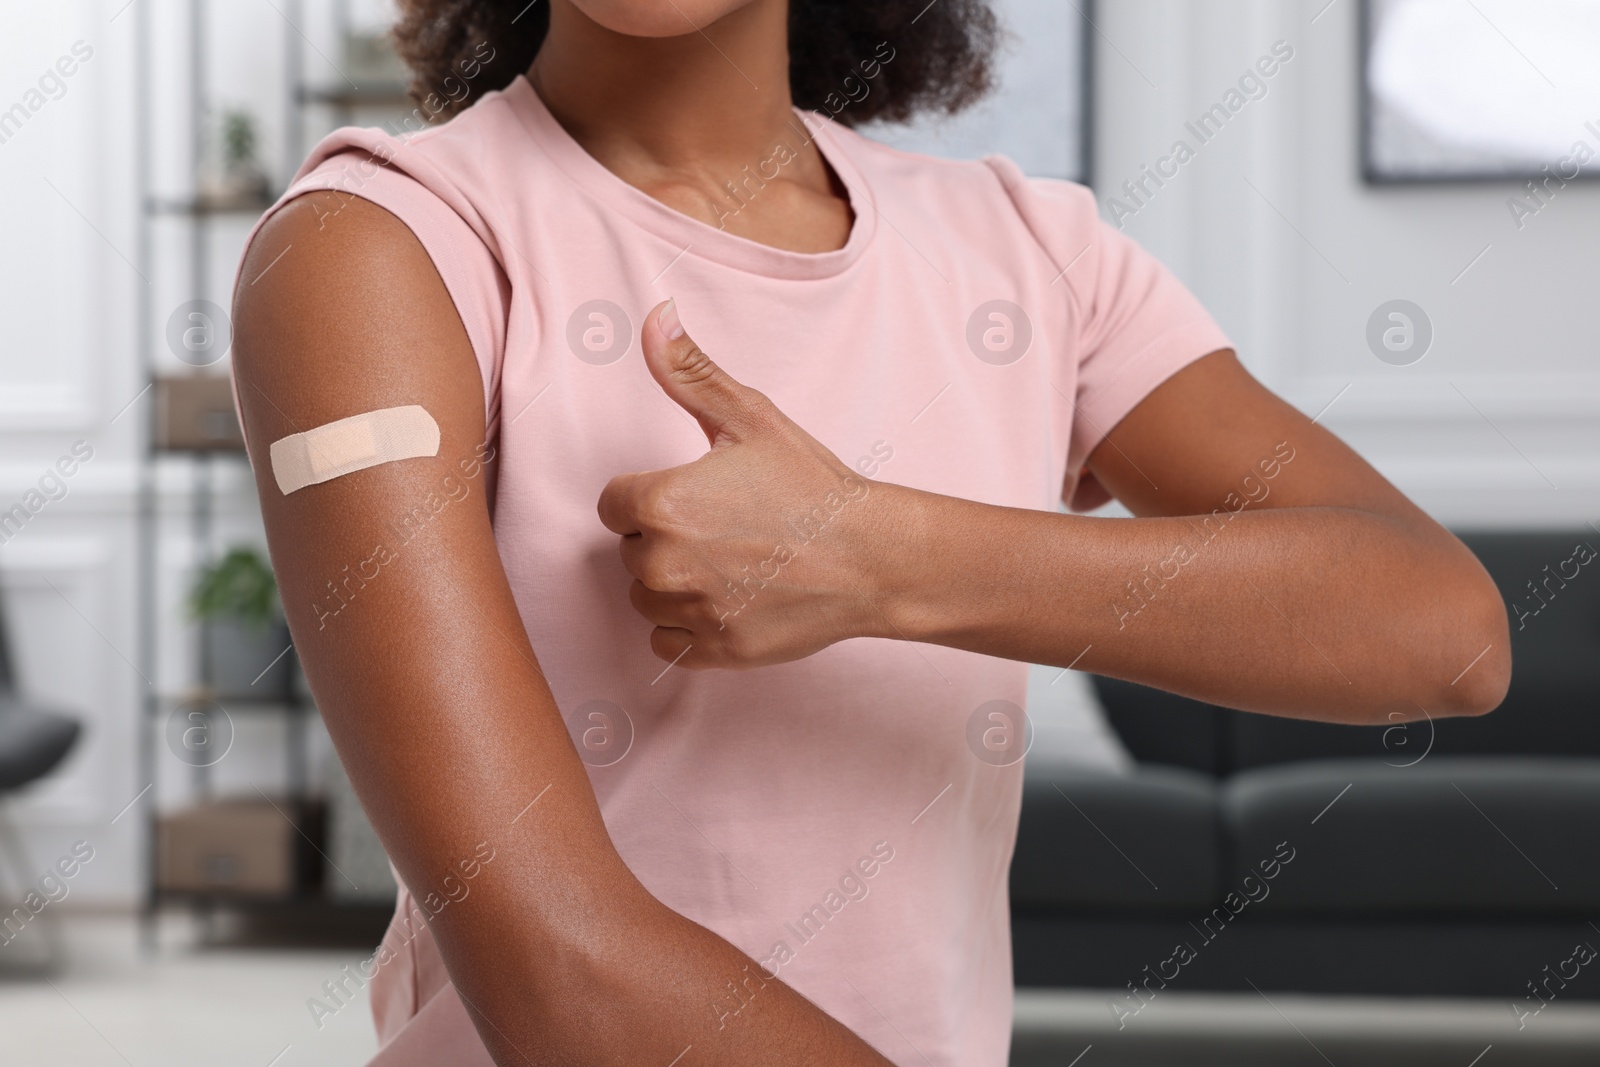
[269,405,440,495]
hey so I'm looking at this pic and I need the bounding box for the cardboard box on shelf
[157,796,325,896]
[154,375,244,452]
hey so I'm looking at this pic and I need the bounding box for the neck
[526,0,853,254]
[531,0,800,177]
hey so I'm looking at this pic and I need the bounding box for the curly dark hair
[392,0,1000,126]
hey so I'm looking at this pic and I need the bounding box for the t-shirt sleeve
[987,161,1234,511]
[233,138,510,442]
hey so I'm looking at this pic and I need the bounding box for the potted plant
[189,547,291,698]
[200,108,271,209]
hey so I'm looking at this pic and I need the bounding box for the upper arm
[1083,350,1512,716]
[1085,350,1427,523]
[231,190,633,1006]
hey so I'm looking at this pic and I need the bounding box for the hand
[598,300,902,669]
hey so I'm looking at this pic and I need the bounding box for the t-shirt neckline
[503,74,876,281]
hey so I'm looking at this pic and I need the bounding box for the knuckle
[636,557,681,593]
[743,385,775,411]
[627,543,691,593]
[766,414,806,448]
[694,596,725,627]
[740,389,796,442]
[670,341,720,386]
[634,479,680,529]
[718,626,755,666]
[627,579,653,612]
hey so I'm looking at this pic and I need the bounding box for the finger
[643,299,767,446]
[616,535,646,581]
[628,580,699,629]
[597,472,645,535]
[616,535,687,590]
[648,626,703,669]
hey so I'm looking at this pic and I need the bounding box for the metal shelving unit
[132,0,399,947]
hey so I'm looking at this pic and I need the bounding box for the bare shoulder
[233,190,481,438]
[236,190,440,319]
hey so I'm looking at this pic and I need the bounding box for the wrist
[849,479,936,643]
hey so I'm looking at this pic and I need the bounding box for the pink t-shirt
[239,75,1230,1067]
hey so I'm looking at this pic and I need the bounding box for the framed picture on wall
[1361,0,1600,183]
[863,0,1094,184]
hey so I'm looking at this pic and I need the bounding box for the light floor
[0,913,378,1067]
[3,914,1600,1066]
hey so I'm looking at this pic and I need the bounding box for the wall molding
[1286,372,1600,423]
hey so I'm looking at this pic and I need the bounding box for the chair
[0,590,84,969]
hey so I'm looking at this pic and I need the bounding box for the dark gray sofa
[1011,532,1600,1002]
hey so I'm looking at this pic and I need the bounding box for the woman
[231,1,1511,1064]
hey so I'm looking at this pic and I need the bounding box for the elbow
[1427,565,1512,719]
[1436,641,1511,718]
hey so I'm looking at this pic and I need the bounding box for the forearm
[307,578,889,1067]
[425,827,885,1066]
[392,687,883,1065]
[597,300,1510,721]
[869,485,1510,722]
[295,496,890,1067]
[444,874,887,1066]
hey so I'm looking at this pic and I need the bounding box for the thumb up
[597,300,899,670]
[643,298,768,448]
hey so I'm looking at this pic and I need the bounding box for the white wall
[1,0,152,907]
[0,0,356,907]
[1094,0,1600,530]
